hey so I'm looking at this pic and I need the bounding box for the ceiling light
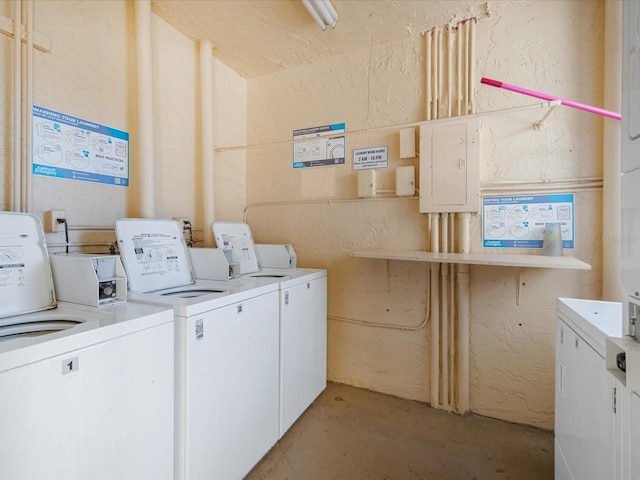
[301,0,338,31]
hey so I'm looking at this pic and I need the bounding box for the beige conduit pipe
[430,213,440,408]
[25,0,34,212]
[603,0,624,301]
[200,40,215,247]
[457,212,471,414]
[12,0,21,212]
[134,0,155,218]
[441,213,449,410]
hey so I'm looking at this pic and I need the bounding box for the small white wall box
[399,127,416,159]
[188,247,240,281]
[255,244,297,269]
[49,254,127,307]
[396,166,415,196]
[419,117,480,213]
[357,169,377,198]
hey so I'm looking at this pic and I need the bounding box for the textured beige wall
[246,0,604,429]
[0,0,246,249]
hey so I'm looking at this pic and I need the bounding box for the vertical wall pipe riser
[426,32,431,121]
[134,0,155,218]
[25,0,34,212]
[603,0,624,301]
[200,40,215,247]
[441,213,449,410]
[13,0,22,212]
[430,213,440,408]
[424,18,475,414]
[449,214,456,407]
[458,212,471,414]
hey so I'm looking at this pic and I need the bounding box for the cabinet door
[280,276,327,436]
[555,318,617,480]
[625,390,640,480]
[185,291,279,480]
[0,322,174,480]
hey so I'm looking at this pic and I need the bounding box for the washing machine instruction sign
[482,193,575,248]
[32,105,129,186]
[0,243,25,288]
[293,122,346,168]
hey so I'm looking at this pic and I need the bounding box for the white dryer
[116,218,280,480]
[213,222,328,438]
[0,212,174,480]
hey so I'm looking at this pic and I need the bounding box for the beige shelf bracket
[533,101,561,131]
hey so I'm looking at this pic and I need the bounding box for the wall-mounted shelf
[350,249,591,270]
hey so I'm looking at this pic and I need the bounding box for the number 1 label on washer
[62,356,79,375]
[195,318,204,340]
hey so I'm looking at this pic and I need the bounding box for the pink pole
[481,77,621,120]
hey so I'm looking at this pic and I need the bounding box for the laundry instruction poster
[482,193,575,248]
[293,122,346,168]
[32,105,129,186]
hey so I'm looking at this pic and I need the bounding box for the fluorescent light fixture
[301,0,338,31]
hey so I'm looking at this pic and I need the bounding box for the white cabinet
[555,317,618,480]
[280,275,327,436]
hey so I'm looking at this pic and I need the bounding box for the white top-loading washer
[0,212,175,480]
[116,218,281,480]
[212,222,328,437]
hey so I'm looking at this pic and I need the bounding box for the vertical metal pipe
[200,39,215,247]
[12,0,22,212]
[446,25,452,118]
[430,213,440,408]
[432,29,439,120]
[449,213,456,403]
[426,31,432,121]
[603,0,624,301]
[134,0,155,218]
[464,21,469,114]
[24,0,34,212]
[438,29,446,118]
[457,212,471,414]
[456,23,462,116]
[469,20,476,114]
[441,212,449,409]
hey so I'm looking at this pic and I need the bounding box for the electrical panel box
[419,117,480,213]
[49,254,127,307]
[399,127,416,159]
[357,169,377,198]
[395,166,415,197]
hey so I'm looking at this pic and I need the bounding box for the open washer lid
[0,212,56,319]
[116,218,195,293]
[212,222,260,274]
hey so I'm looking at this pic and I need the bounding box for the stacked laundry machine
[207,221,328,438]
[115,218,281,480]
[0,212,174,479]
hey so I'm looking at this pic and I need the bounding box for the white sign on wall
[352,145,388,170]
[32,105,130,186]
[292,123,346,168]
[482,193,575,248]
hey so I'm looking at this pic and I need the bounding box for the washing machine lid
[116,218,195,293]
[212,222,260,274]
[0,212,56,319]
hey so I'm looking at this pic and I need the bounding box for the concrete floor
[246,382,554,480]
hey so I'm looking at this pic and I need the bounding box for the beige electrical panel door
[419,117,480,213]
